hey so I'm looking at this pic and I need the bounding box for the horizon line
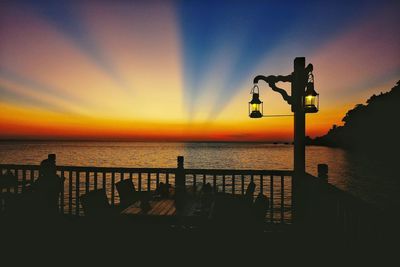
[0,138,294,144]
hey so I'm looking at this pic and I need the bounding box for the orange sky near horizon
[0,99,367,141]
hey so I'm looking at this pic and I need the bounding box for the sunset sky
[0,0,399,141]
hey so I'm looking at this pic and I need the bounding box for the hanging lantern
[304,72,319,113]
[249,84,263,118]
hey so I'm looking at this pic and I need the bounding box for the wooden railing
[2,160,395,241]
[0,162,293,224]
[298,173,397,245]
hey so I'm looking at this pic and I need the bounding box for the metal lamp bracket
[253,74,294,117]
[253,74,293,105]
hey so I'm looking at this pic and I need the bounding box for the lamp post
[250,57,319,224]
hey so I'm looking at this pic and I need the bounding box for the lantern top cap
[250,84,262,104]
[250,93,262,104]
[305,71,318,96]
[305,86,318,96]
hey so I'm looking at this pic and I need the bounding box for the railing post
[175,156,186,212]
[176,156,185,192]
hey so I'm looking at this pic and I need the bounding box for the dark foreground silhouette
[3,154,64,217]
[0,211,396,264]
[1,156,399,263]
[31,154,64,215]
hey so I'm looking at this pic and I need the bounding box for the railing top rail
[0,163,294,176]
[0,164,41,170]
[0,164,176,173]
[56,166,177,173]
[184,169,293,176]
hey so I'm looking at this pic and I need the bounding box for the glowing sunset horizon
[1,0,399,142]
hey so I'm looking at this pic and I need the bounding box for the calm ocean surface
[0,141,398,210]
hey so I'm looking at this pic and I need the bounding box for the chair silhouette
[244,181,256,206]
[115,179,138,208]
[155,182,173,199]
[0,170,18,193]
[252,193,269,222]
[0,171,19,213]
[80,189,112,217]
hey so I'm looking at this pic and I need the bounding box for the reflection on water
[0,141,398,209]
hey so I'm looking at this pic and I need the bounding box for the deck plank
[148,200,169,215]
[147,201,165,215]
[165,204,176,216]
[158,200,174,216]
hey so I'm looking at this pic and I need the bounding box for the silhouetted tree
[310,80,400,157]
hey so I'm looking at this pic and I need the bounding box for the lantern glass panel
[249,101,263,118]
[304,94,319,113]
[252,103,260,112]
[305,95,315,107]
